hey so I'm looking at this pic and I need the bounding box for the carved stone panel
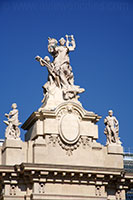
[59,113,80,144]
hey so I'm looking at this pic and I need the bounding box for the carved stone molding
[57,104,82,121]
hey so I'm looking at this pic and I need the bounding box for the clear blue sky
[0,0,133,149]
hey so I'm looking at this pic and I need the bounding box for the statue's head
[48,37,58,45]
[12,103,17,109]
[108,110,113,117]
[48,38,58,54]
[59,37,66,46]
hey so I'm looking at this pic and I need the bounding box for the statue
[4,103,21,139]
[104,110,121,145]
[36,35,84,109]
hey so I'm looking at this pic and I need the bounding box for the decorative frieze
[0,164,132,199]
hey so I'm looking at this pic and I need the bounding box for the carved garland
[49,135,91,156]
[58,136,81,156]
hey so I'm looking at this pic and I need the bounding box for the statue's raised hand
[71,35,74,40]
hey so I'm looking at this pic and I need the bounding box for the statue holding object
[104,110,121,145]
[4,103,21,139]
[36,35,84,109]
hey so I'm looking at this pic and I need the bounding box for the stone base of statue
[2,139,23,165]
[38,78,85,111]
[107,143,123,155]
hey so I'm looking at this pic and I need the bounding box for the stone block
[2,139,23,165]
[107,144,123,155]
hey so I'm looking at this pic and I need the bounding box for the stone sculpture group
[36,35,84,109]
[1,35,129,200]
[3,35,121,146]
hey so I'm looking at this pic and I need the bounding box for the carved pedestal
[22,102,102,166]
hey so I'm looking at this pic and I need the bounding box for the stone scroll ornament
[4,103,21,139]
[35,35,85,108]
[104,110,121,145]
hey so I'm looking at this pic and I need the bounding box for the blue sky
[0,0,133,149]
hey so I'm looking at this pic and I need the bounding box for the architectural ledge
[15,162,124,175]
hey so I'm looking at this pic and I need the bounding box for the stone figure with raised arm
[104,110,121,145]
[35,35,84,109]
[50,35,76,89]
[4,103,21,139]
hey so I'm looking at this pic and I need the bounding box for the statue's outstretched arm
[66,35,76,51]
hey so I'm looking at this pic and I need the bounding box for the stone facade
[0,101,132,199]
[0,35,133,199]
